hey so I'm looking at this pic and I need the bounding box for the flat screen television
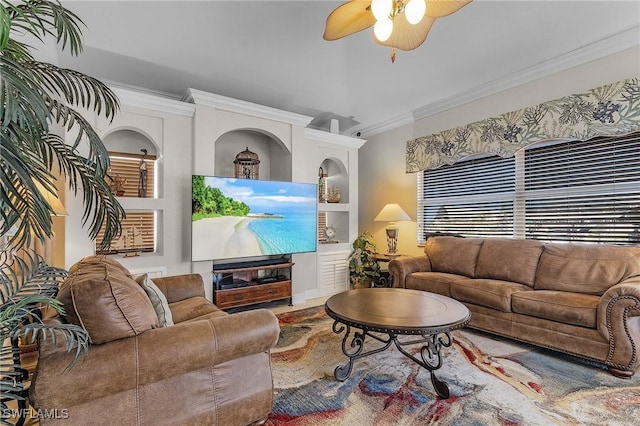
[191,176,318,262]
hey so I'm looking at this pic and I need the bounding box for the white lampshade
[374,203,411,222]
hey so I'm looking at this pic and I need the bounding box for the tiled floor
[268,295,329,315]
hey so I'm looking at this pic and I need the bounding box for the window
[95,151,157,254]
[96,211,156,255]
[524,134,640,244]
[418,132,640,245]
[418,155,515,244]
[106,151,156,198]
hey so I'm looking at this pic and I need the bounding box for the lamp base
[385,227,399,255]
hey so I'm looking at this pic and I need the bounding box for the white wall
[359,47,640,257]
[63,87,364,305]
[64,92,195,279]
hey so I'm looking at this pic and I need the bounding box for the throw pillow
[57,264,159,344]
[135,274,174,327]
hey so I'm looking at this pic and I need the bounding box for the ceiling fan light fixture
[374,17,393,41]
[323,0,473,62]
[405,0,426,25]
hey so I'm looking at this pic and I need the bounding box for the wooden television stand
[212,259,293,310]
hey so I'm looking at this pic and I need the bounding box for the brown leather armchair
[30,256,280,425]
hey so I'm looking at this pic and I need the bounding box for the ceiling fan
[323,0,473,62]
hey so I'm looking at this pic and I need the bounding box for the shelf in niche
[318,202,350,212]
[318,242,350,251]
[318,210,348,246]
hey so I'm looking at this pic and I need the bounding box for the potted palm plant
[0,0,125,418]
[347,231,381,289]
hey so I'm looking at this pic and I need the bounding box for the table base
[331,320,453,399]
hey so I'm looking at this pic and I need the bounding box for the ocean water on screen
[248,211,317,255]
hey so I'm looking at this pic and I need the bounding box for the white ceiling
[57,1,640,136]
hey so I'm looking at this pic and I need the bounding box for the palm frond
[19,322,90,367]
[0,135,55,248]
[1,1,115,412]
[3,0,85,55]
[0,250,66,304]
[0,3,10,50]
[43,134,124,246]
[0,56,49,129]
[45,98,112,166]
[27,61,120,124]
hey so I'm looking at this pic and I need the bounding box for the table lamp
[374,203,411,255]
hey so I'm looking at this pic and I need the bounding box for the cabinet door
[318,251,350,296]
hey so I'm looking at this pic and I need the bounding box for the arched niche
[319,157,348,203]
[102,128,160,198]
[214,128,292,181]
[103,128,158,156]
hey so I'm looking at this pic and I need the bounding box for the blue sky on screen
[205,177,317,214]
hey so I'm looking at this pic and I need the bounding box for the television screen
[191,176,318,262]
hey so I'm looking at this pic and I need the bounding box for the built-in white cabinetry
[317,250,350,296]
[307,129,365,299]
[77,88,367,304]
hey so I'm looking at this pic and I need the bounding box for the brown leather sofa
[30,255,280,425]
[389,236,640,377]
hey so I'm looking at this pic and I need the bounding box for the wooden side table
[372,253,404,287]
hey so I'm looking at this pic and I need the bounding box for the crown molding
[110,85,195,116]
[358,25,640,137]
[184,89,314,127]
[305,128,367,149]
[354,113,414,138]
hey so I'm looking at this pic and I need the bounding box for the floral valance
[405,77,640,173]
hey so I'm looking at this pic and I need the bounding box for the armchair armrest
[388,255,431,288]
[31,309,280,409]
[597,276,640,374]
[152,273,205,303]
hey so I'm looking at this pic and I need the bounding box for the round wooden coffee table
[324,288,471,399]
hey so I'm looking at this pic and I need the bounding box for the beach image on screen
[191,176,318,261]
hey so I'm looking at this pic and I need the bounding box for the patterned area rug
[266,306,640,426]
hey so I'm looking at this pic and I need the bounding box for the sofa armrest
[31,309,280,409]
[597,276,640,373]
[152,273,205,303]
[388,255,431,288]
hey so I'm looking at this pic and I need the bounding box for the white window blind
[417,132,640,246]
[524,134,640,244]
[418,155,515,244]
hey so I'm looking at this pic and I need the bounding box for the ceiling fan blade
[426,0,473,18]
[374,14,436,51]
[323,0,376,41]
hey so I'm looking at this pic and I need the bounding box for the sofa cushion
[534,243,640,295]
[475,238,543,287]
[425,236,484,278]
[451,279,531,312]
[135,274,174,327]
[406,272,474,297]
[58,263,159,344]
[512,290,599,328]
[169,297,225,323]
